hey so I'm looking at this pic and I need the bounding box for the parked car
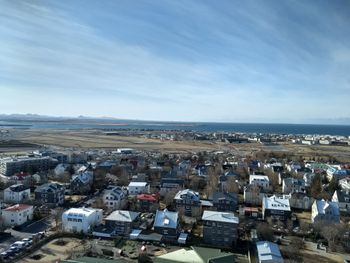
[11,241,26,249]
[22,238,33,246]
[0,251,9,259]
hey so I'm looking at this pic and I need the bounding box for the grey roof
[154,209,178,229]
[263,195,291,211]
[212,192,237,203]
[174,189,200,201]
[35,182,64,193]
[283,177,305,186]
[105,210,140,222]
[8,184,29,192]
[72,171,93,184]
[201,210,239,224]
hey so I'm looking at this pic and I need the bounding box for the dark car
[0,251,9,259]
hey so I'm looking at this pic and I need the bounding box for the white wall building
[4,184,31,203]
[103,185,128,210]
[1,204,33,227]
[62,207,103,234]
[128,182,150,195]
[249,175,269,190]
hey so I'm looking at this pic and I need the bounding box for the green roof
[61,256,125,263]
[154,246,234,263]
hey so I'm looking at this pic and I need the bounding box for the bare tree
[52,207,65,230]
[256,222,274,241]
[92,197,107,211]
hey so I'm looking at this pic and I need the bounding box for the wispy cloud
[0,0,349,122]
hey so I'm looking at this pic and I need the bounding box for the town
[0,129,350,263]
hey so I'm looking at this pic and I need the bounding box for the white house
[1,204,33,227]
[128,182,150,196]
[249,175,269,190]
[311,199,340,223]
[62,207,103,234]
[4,184,31,203]
[256,241,284,263]
[103,185,128,210]
[332,190,350,213]
[262,195,291,221]
[339,177,350,191]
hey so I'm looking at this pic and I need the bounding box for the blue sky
[1,0,350,123]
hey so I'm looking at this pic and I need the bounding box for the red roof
[3,204,32,212]
[243,207,259,212]
[137,193,160,201]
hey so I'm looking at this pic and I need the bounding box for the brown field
[2,129,350,159]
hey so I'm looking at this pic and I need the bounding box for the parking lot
[0,216,52,255]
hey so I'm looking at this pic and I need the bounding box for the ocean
[0,120,349,136]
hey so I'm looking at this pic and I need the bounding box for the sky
[0,0,350,124]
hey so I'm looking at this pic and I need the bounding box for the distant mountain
[0,114,120,121]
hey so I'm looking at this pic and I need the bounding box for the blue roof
[154,209,178,229]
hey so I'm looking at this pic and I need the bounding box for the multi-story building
[202,210,239,247]
[4,184,31,203]
[262,195,291,221]
[128,182,150,196]
[103,186,128,211]
[332,190,350,213]
[174,189,201,217]
[153,209,179,241]
[211,192,237,212]
[282,178,306,194]
[62,207,102,234]
[0,156,51,176]
[34,182,65,206]
[311,200,340,223]
[105,210,140,236]
[249,175,270,190]
[136,193,160,212]
[1,204,33,227]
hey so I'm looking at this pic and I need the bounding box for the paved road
[0,216,53,253]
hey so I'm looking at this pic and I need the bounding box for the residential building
[159,177,184,196]
[262,195,291,221]
[62,207,102,234]
[153,209,179,240]
[128,181,150,196]
[289,192,313,210]
[339,177,350,191]
[332,190,350,213]
[137,193,160,212]
[202,210,239,247]
[282,178,305,194]
[244,184,267,206]
[174,189,201,217]
[303,173,315,187]
[256,241,284,263]
[70,171,94,194]
[3,184,30,203]
[311,199,340,223]
[105,210,140,236]
[34,182,65,206]
[0,156,51,176]
[103,186,128,211]
[1,204,33,227]
[249,175,269,190]
[211,192,237,212]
